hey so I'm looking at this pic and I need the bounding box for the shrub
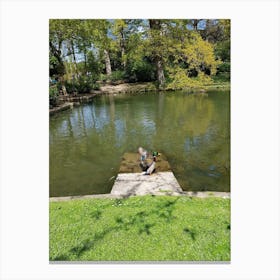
[64,80,76,94]
[109,70,126,82]
[99,73,107,82]
[126,60,156,82]
[217,62,230,74]
[214,62,230,82]
[65,76,98,94]
[166,67,213,90]
[197,72,214,85]
[49,85,59,107]
[76,76,92,93]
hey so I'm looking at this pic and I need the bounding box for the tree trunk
[155,57,165,89]
[70,41,78,78]
[84,50,87,74]
[149,19,165,89]
[120,28,126,69]
[104,49,112,76]
[192,19,201,31]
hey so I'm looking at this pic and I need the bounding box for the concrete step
[111,171,183,198]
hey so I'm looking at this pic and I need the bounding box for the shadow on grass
[52,197,184,260]
[183,227,196,240]
[51,254,69,261]
[90,209,102,220]
[115,211,156,235]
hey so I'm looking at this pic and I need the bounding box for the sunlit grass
[49,195,230,261]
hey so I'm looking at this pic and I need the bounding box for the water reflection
[50,91,230,197]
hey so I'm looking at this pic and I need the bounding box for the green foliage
[214,62,230,83]
[49,19,230,89]
[99,73,108,82]
[109,70,126,82]
[49,85,59,107]
[49,49,65,77]
[166,67,213,90]
[217,62,230,73]
[50,196,230,261]
[213,72,230,83]
[180,33,221,76]
[87,51,103,77]
[215,40,230,62]
[65,76,99,94]
[197,72,214,85]
[76,77,92,93]
[126,59,156,82]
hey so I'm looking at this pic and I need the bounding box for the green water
[50,91,230,197]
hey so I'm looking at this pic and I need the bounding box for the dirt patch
[100,82,156,94]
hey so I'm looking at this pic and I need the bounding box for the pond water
[50,90,230,197]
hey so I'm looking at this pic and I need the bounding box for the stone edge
[49,191,230,202]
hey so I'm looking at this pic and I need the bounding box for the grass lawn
[49,195,230,261]
[205,81,230,91]
[206,73,230,90]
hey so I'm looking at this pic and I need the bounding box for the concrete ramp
[110,152,183,198]
[111,172,183,198]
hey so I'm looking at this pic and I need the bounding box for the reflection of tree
[153,92,230,192]
[67,114,74,138]
[165,94,215,137]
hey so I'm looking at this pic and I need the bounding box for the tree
[86,20,114,77]
[49,20,66,77]
[160,20,220,89]
[189,19,203,31]
[49,19,228,93]
[113,19,127,69]
[148,19,166,89]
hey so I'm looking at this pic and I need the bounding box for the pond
[50,90,230,197]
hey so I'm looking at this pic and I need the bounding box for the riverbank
[49,81,230,116]
[50,195,230,261]
[49,82,156,115]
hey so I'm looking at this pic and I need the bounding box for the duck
[138,146,148,162]
[138,147,162,174]
[138,147,149,171]
[143,156,157,175]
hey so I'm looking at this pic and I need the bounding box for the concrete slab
[110,172,183,198]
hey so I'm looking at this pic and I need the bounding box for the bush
[65,76,98,94]
[64,80,76,94]
[217,62,230,73]
[109,70,126,82]
[214,62,230,82]
[99,73,107,82]
[49,85,59,107]
[126,60,156,82]
[166,68,213,90]
[76,76,92,93]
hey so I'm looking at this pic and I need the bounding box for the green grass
[205,73,230,91]
[205,82,230,91]
[49,196,230,261]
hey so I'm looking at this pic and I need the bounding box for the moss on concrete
[119,152,171,173]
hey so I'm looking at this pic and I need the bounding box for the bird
[138,147,161,174]
[138,147,149,171]
[143,156,157,175]
[138,147,148,162]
